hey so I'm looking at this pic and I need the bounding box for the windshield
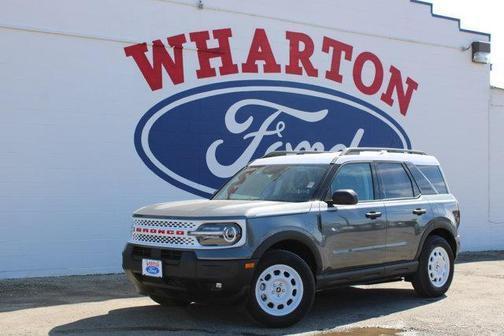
[213,165,329,202]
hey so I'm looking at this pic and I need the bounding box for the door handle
[365,211,382,219]
[413,208,427,216]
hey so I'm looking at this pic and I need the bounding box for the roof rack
[340,147,427,156]
[260,148,427,160]
[262,151,330,158]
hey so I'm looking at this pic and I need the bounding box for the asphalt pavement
[0,251,503,336]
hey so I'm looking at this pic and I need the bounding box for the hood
[134,199,315,218]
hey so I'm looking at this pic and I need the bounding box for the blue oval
[135,80,411,198]
[146,266,159,275]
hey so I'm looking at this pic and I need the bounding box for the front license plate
[142,259,163,278]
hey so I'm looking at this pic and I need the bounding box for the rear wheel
[150,295,191,307]
[247,250,315,327]
[412,235,454,297]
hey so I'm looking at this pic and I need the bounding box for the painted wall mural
[125,28,418,197]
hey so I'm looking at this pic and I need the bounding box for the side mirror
[332,189,358,205]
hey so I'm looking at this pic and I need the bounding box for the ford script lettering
[135,81,411,197]
[146,266,159,275]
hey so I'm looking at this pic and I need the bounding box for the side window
[417,165,449,194]
[405,162,438,195]
[328,163,374,201]
[376,162,414,199]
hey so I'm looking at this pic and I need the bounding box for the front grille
[128,217,246,249]
[132,233,196,246]
[133,218,197,230]
[130,217,199,248]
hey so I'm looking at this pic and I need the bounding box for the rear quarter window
[405,162,438,195]
[417,165,449,194]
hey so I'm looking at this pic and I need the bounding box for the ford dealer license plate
[142,259,163,278]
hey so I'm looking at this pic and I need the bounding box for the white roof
[250,150,440,166]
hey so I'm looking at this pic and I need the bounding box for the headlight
[189,223,242,246]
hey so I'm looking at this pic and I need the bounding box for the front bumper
[122,243,257,303]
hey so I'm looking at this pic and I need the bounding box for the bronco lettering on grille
[135,227,186,236]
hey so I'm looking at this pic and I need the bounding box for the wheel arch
[252,231,323,275]
[415,219,458,259]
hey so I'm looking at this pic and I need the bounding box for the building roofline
[410,0,491,41]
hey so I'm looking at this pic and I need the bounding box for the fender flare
[251,230,323,274]
[414,219,458,259]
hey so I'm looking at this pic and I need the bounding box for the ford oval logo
[135,80,411,198]
[146,266,159,275]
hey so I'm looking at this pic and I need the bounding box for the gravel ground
[0,251,503,336]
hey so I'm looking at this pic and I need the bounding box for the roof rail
[340,147,427,156]
[262,150,329,158]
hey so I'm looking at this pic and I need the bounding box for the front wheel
[246,250,315,328]
[412,235,454,297]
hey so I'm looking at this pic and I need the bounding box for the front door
[320,162,387,270]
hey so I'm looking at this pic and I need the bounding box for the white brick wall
[490,88,504,224]
[0,0,500,278]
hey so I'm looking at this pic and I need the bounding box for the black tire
[150,295,191,307]
[246,250,315,328]
[412,235,454,298]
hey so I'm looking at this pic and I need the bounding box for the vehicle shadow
[49,285,444,336]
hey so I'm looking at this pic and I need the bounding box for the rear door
[320,162,387,270]
[375,162,434,263]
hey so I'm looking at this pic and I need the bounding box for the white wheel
[427,246,450,288]
[254,264,304,317]
[247,250,315,327]
[412,235,454,297]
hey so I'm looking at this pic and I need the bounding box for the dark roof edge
[410,0,491,42]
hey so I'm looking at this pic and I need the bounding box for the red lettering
[322,37,353,83]
[135,227,142,232]
[158,230,165,235]
[353,52,384,95]
[142,228,149,233]
[124,34,186,91]
[124,29,418,116]
[381,66,419,116]
[176,230,184,236]
[242,29,281,73]
[285,31,318,77]
[189,28,239,79]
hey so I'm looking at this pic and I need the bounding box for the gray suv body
[123,148,460,327]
